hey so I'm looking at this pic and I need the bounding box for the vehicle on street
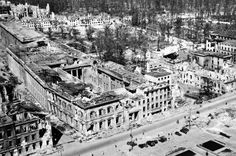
[158,136,167,142]
[127,141,137,147]
[180,127,189,134]
[146,140,156,147]
[138,143,148,148]
[175,131,182,136]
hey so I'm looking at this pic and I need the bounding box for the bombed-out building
[0,100,52,156]
[0,21,45,47]
[2,21,173,138]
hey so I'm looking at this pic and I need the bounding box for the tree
[48,27,53,39]
[159,22,167,37]
[94,26,127,65]
[71,27,80,41]
[100,0,108,12]
[68,28,74,40]
[131,9,139,26]
[174,17,183,38]
[203,23,211,40]
[0,85,6,102]
[34,23,38,31]
[86,26,95,41]
[38,24,43,32]
[201,77,213,96]
[59,26,66,39]
[5,74,20,102]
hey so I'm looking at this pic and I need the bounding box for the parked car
[158,136,167,143]
[180,127,189,134]
[152,140,158,144]
[127,141,137,147]
[146,140,156,147]
[175,131,182,136]
[138,143,148,148]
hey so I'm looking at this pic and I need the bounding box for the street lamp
[186,100,194,129]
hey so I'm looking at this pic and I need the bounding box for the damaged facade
[0,100,52,156]
[177,60,236,94]
[2,21,174,137]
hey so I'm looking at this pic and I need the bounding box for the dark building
[0,6,10,14]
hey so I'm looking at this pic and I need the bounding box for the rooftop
[8,100,43,115]
[102,61,145,85]
[213,29,236,39]
[222,40,236,47]
[0,21,45,43]
[57,82,90,97]
[146,68,171,78]
[8,42,92,99]
[76,90,123,109]
[192,50,232,59]
[8,41,83,66]
[0,114,12,126]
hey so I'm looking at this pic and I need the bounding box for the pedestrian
[226,102,227,105]
[143,131,144,135]
[115,144,117,148]
[91,154,94,156]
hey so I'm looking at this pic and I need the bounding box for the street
[50,91,236,156]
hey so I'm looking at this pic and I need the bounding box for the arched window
[99,108,106,116]
[78,111,83,118]
[90,111,97,119]
[107,106,114,114]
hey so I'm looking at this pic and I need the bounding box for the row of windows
[136,93,169,107]
[50,103,76,126]
[89,104,121,119]
[143,101,168,112]
[51,91,84,118]
[219,45,236,52]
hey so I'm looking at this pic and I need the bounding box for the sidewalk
[49,92,236,156]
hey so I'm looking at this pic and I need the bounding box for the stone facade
[0,102,52,156]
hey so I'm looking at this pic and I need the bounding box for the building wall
[94,69,124,93]
[84,100,125,135]
[144,74,173,111]
[180,71,201,88]
[47,73,173,137]
[65,66,126,93]
[6,48,49,110]
[0,112,52,156]
[0,25,22,47]
[179,69,235,94]
[206,40,216,52]
[195,55,227,70]
[217,42,236,63]
[225,81,236,92]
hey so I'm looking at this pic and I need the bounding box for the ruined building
[2,21,173,138]
[0,100,52,156]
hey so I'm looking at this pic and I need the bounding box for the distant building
[0,0,11,15]
[206,29,236,63]
[217,40,236,63]
[178,61,236,94]
[0,21,45,47]
[10,2,50,19]
[192,50,232,70]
